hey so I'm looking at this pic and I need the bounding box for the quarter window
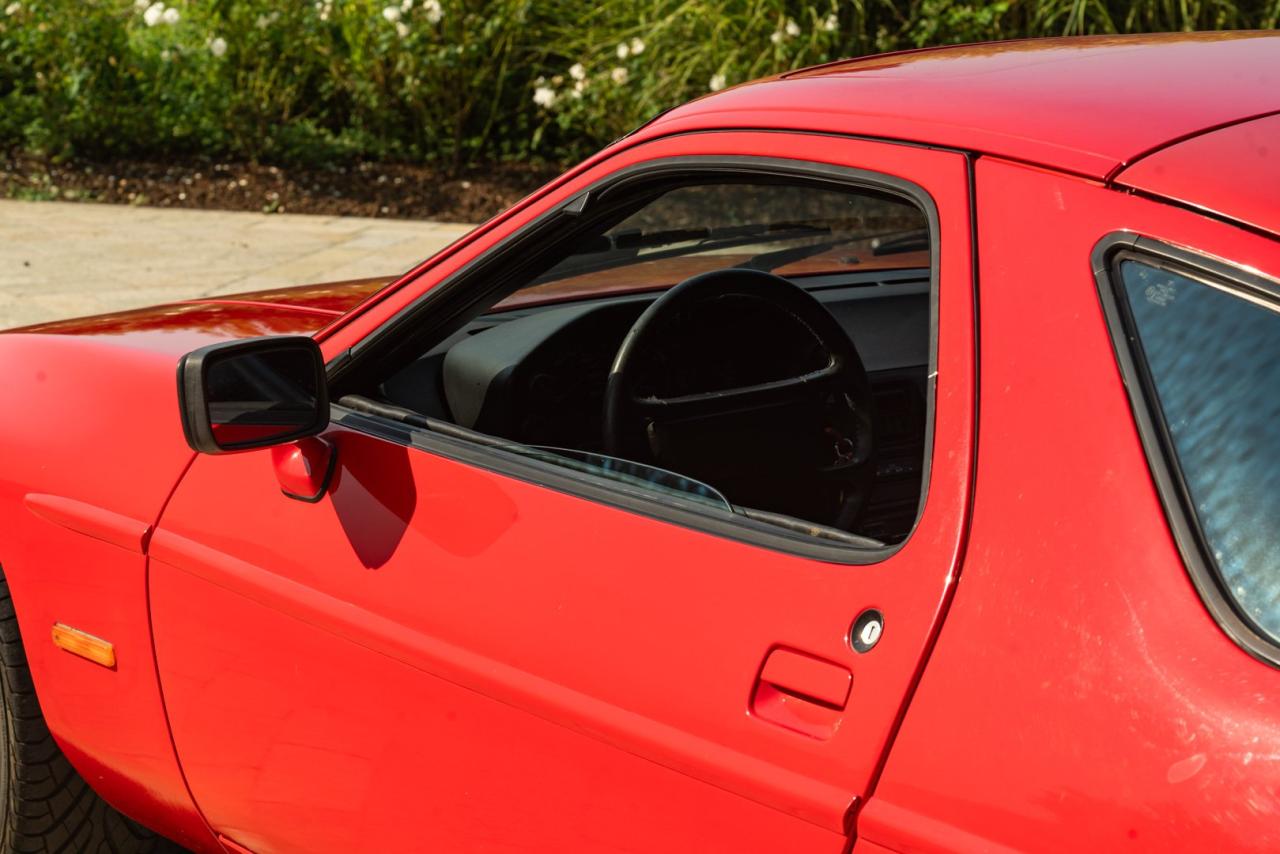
[1119,259,1280,644]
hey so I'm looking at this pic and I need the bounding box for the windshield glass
[495,181,927,311]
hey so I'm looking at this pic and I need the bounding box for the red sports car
[1,32,1278,854]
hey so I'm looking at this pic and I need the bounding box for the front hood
[4,276,395,355]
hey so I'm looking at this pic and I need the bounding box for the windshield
[495,181,928,311]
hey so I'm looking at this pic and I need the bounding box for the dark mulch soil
[0,151,562,222]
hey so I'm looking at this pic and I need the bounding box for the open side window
[333,157,940,558]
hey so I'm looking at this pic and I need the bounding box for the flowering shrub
[529,0,859,153]
[0,0,1276,168]
[0,0,558,165]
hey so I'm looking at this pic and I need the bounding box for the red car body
[2,33,1279,853]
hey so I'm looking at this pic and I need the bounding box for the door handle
[751,648,851,739]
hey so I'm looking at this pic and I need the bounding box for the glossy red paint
[752,648,854,740]
[651,32,1280,179]
[0,34,1275,854]
[182,276,397,316]
[144,131,975,852]
[0,295,365,850]
[269,437,336,500]
[147,542,845,854]
[216,835,256,854]
[0,335,218,851]
[10,300,335,345]
[23,493,152,554]
[1114,112,1280,238]
[859,159,1280,852]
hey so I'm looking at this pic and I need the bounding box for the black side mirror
[177,336,329,454]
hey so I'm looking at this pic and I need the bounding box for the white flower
[769,30,782,44]
[395,20,409,37]
[401,0,413,9]
[382,6,401,22]
[3,1,19,14]
[142,2,164,26]
[422,0,442,24]
[532,86,557,108]
[822,13,838,32]
[161,5,179,24]
[571,78,587,98]
[709,73,726,91]
[134,0,148,8]
[615,42,629,59]
[209,36,227,57]
[569,62,586,81]
[629,37,645,55]
[784,18,800,37]
[610,66,628,85]
[160,48,171,61]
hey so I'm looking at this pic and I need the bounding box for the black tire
[0,570,182,853]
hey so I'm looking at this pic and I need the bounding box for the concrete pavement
[0,200,474,329]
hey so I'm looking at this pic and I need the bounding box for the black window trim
[328,149,955,565]
[1093,231,1280,668]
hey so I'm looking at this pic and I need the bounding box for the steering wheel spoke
[632,360,842,420]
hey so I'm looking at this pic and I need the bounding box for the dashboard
[378,275,932,542]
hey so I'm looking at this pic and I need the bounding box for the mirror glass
[205,346,321,449]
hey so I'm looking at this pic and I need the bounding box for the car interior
[334,174,934,550]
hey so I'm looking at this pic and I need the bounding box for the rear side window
[1118,258,1280,646]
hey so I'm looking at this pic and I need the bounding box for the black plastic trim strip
[1093,231,1280,668]
[333,405,892,563]
[329,150,954,565]
[1116,186,1280,245]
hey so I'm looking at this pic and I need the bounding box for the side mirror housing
[177,336,329,454]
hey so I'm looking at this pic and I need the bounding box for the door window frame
[329,150,948,565]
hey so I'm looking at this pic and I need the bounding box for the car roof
[1113,111,1280,237]
[643,33,1280,182]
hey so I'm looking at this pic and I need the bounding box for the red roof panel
[644,33,1280,180]
[1112,111,1280,237]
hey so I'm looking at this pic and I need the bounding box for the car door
[146,131,975,854]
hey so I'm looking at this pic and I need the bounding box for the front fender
[0,332,217,851]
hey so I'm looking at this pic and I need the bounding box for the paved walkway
[0,200,474,329]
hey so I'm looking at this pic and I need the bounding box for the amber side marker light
[51,623,116,669]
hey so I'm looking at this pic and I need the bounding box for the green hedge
[1,0,1276,168]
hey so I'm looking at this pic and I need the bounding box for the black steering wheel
[604,268,876,529]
